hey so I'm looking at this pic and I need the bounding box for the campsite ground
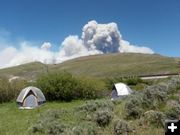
[0,100,165,135]
[0,101,85,135]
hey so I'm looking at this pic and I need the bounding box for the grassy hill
[0,53,179,80]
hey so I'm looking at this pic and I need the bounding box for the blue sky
[0,0,180,56]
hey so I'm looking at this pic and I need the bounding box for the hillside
[0,53,179,80]
[54,53,180,77]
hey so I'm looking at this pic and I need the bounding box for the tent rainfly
[111,83,133,100]
[16,86,46,109]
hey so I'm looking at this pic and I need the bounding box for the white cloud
[41,42,52,51]
[0,42,56,68]
[120,40,154,54]
[0,20,154,69]
[0,47,17,68]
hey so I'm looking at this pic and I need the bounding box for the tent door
[111,89,118,99]
[23,94,38,107]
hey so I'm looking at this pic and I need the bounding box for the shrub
[0,77,27,103]
[70,122,97,135]
[78,99,114,112]
[76,77,106,99]
[94,109,113,127]
[36,72,106,101]
[9,79,28,98]
[143,110,165,128]
[36,72,78,101]
[124,95,143,119]
[30,121,67,135]
[30,109,98,135]
[166,77,180,93]
[142,85,167,109]
[165,104,180,119]
[39,109,66,119]
[0,78,11,103]
[113,119,132,135]
[29,109,68,135]
[77,100,114,125]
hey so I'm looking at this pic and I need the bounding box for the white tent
[111,83,133,100]
[16,86,46,109]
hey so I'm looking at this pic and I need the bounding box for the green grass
[0,62,45,80]
[41,53,180,78]
[0,53,179,80]
[0,100,85,135]
[0,99,165,135]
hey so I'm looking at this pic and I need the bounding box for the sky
[0,0,180,68]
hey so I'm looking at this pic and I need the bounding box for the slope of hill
[0,62,46,80]
[0,53,179,80]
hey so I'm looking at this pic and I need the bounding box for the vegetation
[29,76,179,134]
[124,95,143,119]
[0,77,28,103]
[0,72,107,103]
[142,110,165,128]
[0,75,179,135]
[0,101,85,135]
[27,77,179,135]
[113,119,133,135]
[95,109,113,127]
[36,72,106,101]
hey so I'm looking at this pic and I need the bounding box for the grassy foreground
[0,100,164,135]
[0,101,85,135]
[0,77,179,135]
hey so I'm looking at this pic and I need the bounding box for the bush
[77,100,114,124]
[36,72,78,101]
[165,104,180,119]
[39,109,66,119]
[69,122,97,135]
[30,121,67,135]
[30,109,98,135]
[94,109,113,127]
[166,77,180,93]
[29,109,68,135]
[0,78,11,103]
[78,99,114,112]
[36,72,105,101]
[113,119,132,135]
[9,79,28,98]
[143,110,165,128]
[76,77,106,99]
[0,77,27,103]
[124,95,143,119]
[142,85,167,109]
